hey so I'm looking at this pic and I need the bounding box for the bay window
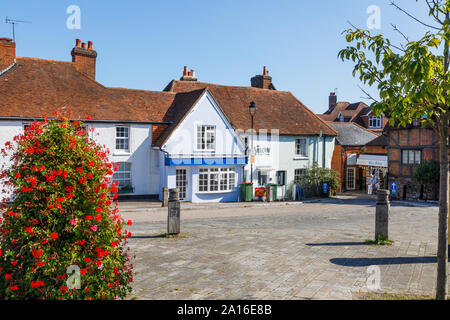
[199,168,235,192]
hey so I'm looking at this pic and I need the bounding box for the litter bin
[267,184,278,201]
[240,183,253,202]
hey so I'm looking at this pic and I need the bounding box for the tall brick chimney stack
[0,37,16,72]
[329,92,337,109]
[180,66,197,81]
[71,38,97,80]
[251,66,275,90]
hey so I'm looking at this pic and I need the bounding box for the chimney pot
[263,66,268,76]
[81,42,87,49]
[183,66,188,76]
[88,41,93,50]
[75,39,81,48]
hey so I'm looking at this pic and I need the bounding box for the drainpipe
[322,135,326,168]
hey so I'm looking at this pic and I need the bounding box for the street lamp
[249,101,257,185]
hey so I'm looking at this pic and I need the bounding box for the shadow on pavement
[306,242,368,246]
[330,256,437,267]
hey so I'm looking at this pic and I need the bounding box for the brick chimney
[0,38,16,72]
[71,39,97,80]
[329,92,337,109]
[180,66,197,81]
[251,66,275,90]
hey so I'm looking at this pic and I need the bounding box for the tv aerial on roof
[5,17,32,43]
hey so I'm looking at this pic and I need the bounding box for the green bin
[239,183,253,202]
[267,184,277,201]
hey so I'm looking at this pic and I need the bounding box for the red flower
[86,173,93,179]
[58,286,68,292]
[95,214,102,222]
[24,226,34,234]
[56,197,65,203]
[9,285,18,291]
[31,280,44,288]
[127,220,133,226]
[129,276,133,282]
[32,248,44,258]
[5,273,12,280]
[85,216,93,221]
[80,268,87,275]
[75,167,84,173]
[50,232,58,240]
[78,177,87,184]
[56,275,65,281]
[11,261,17,266]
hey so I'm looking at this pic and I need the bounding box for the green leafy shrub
[0,112,134,300]
[413,161,439,199]
[300,162,340,194]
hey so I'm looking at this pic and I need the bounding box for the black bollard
[375,189,390,240]
[168,188,180,235]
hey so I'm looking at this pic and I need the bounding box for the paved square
[121,197,448,299]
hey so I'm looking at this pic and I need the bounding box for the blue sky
[0,0,435,113]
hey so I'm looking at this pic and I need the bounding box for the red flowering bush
[0,112,134,299]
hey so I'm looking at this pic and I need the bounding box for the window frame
[294,169,307,184]
[196,125,216,151]
[402,149,422,165]
[368,116,382,129]
[115,126,130,153]
[295,138,308,157]
[112,162,133,192]
[198,167,235,193]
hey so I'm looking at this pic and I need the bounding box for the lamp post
[249,101,257,185]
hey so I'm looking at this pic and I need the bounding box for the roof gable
[158,89,245,155]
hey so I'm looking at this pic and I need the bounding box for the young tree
[338,0,449,299]
[0,112,134,299]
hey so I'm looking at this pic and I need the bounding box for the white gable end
[163,90,245,157]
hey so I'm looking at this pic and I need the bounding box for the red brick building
[386,121,440,200]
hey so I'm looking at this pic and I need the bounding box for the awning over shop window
[356,154,388,167]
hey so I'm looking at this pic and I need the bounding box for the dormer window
[196,125,215,151]
[369,116,382,129]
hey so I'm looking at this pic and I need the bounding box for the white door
[346,167,356,190]
[176,169,188,200]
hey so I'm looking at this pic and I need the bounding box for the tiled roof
[327,122,379,146]
[365,133,388,146]
[0,57,177,123]
[320,101,370,123]
[163,80,337,136]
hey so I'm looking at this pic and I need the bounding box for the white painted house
[0,37,337,203]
